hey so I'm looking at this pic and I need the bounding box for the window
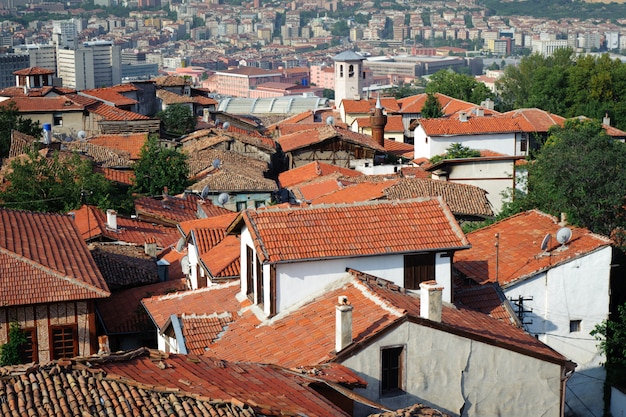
[50,325,77,359]
[256,257,264,306]
[520,138,528,152]
[236,201,247,211]
[348,64,354,77]
[404,253,435,290]
[254,200,264,208]
[570,320,581,333]
[339,64,344,77]
[246,246,254,300]
[381,346,404,395]
[53,113,63,126]
[20,327,37,363]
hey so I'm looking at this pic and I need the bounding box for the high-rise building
[57,41,121,90]
[53,19,81,49]
[0,53,30,89]
[14,43,57,74]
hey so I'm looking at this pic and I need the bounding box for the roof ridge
[154,280,238,301]
[0,245,109,298]
[348,270,405,317]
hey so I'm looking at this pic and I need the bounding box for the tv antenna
[540,233,551,251]
[200,185,210,200]
[217,192,229,206]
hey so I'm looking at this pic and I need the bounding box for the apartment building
[57,41,122,90]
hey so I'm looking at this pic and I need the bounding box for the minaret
[370,96,387,146]
[332,50,365,107]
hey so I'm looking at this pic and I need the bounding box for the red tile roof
[97,279,188,334]
[13,66,54,76]
[80,86,138,107]
[355,114,405,132]
[454,282,518,323]
[278,161,361,188]
[455,210,612,286]
[68,93,149,121]
[498,108,565,133]
[88,133,148,160]
[311,181,395,204]
[279,125,386,153]
[398,93,478,116]
[94,166,135,185]
[134,194,203,225]
[142,280,243,329]
[178,212,239,237]
[294,177,344,201]
[341,97,400,113]
[0,209,109,305]
[205,271,571,369]
[96,349,361,417]
[233,198,469,264]
[3,96,84,112]
[418,116,521,136]
[72,205,181,248]
[383,138,414,159]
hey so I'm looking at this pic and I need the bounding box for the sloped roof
[134,194,203,225]
[66,141,132,168]
[156,89,195,104]
[87,133,148,160]
[9,130,38,158]
[0,349,260,417]
[290,175,345,202]
[398,93,478,115]
[13,66,54,76]
[206,271,571,368]
[72,205,180,248]
[278,161,361,188]
[3,96,84,112]
[278,125,385,153]
[217,97,330,115]
[80,86,138,107]
[418,116,521,136]
[233,198,469,264]
[498,108,565,133]
[332,50,365,61]
[89,242,158,290]
[383,178,494,218]
[0,209,109,305]
[383,138,414,159]
[97,278,188,334]
[454,282,518,323]
[67,93,149,121]
[355,114,405,132]
[341,98,400,114]
[153,75,190,87]
[178,212,239,237]
[311,181,396,205]
[190,163,278,193]
[454,210,612,287]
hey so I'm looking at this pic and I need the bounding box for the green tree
[421,93,444,118]
[157,104,196,137]
[323,89,335,100]
[430,143,481,164]
[0,101,42,158]
[425,70,495,104]
[518,119,626,235]
[0,322,27,366]
[331,20,349,37]
[0,151,113,213]
[592,303,626,384]
[133,135,189,196]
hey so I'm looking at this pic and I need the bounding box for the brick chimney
[370,96,387,147]
[420,280,443,323]
[336,296,353,352]
[144,238,157,257]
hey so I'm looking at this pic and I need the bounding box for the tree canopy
[430,143,481,164]
[504,119,626,236]
[132,135,189,196]
[496,49,626,129]
[0,151,113,213]
[0,322,27,366]
[421,93,444,118]
[425,70,495,105]
[156,104,196,136]
[0,102,42,158]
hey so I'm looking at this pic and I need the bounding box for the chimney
[335,296,353,352]
[202,108,210,123]
[97,335,110,355]
[603,112,611,126]
[458,112,468,122]
[420,280,443,323]
[106,209,117,230]
[560,212,568,226]
[144,239,157,257]
[370,95,387,147]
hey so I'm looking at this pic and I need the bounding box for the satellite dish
[540,233,551,251]
[326,116,335,125]
[217,192,229,205]
[556,227,572,245]
[181,255,190,275]
[175,237,185,252]
[222,121,230,130]
[212,158,221,169]
[77,130,87,139]
[200,185,210,199]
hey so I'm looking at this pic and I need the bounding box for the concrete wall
[505,246,612,417]
[342,320,564,417]
[611,386,626,417]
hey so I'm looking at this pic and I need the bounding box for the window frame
[49,324,78,360]
[404,253,435,290]
[381,345,405,396]
[19,327,37,363]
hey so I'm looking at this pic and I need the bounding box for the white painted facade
[611,386,626,417]
[503,246,612,417]
[239,225,454,317]
[341,320,566,417]
[333,52,365,105]
[413,124,526,159]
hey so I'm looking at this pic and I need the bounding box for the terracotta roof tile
[142,281,242,329]
[418,116,521,136]
[293,177,344,201]
[190,164,278,193]
[0,209,109,305]
[201,234,240,278]
[12,66,54,76]
[342,98,400,113]
[278,161,360,188]
[157,89,195,104]
[87,133,148,160]
[279,125,385,153]
[311,181,396,204]
[383,138,414,159]
[454,282,518,323]
[66,141,132,167]
[153,75,190,86]
[498,108,565,133]
[237,198,469,264]
[2,96,84,112]
[73,205,181,248]
[80,86,138,106]
[94,166,135,185]
[383,178,494,218]
[181,314,233,354]
[207,271,569,368]
[8,130,38,158]
[97,279,188,334]
[134,194,202,225]
[178,212,239,237]
[355,114,405,132]
[454,210,612,286]
[67,93,149,121]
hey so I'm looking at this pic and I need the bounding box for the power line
[1,196,67,205]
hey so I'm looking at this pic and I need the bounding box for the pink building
[310,65,335,90]
[206,67,282,97]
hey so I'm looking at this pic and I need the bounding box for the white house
[454,210,614,417]
[226,198,471,317]
[414,113,526,160]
